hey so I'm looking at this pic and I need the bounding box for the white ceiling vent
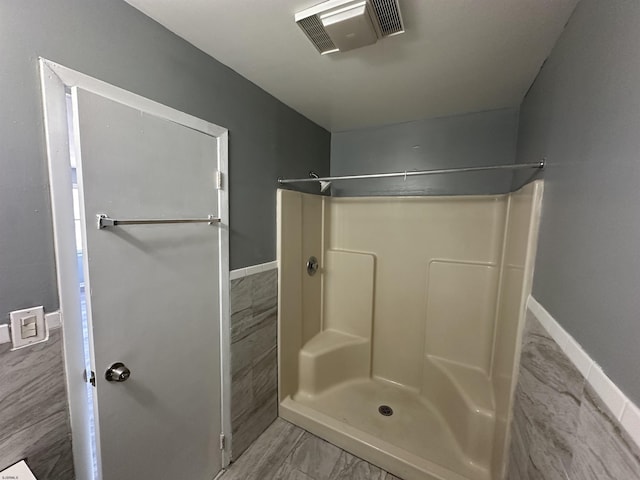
[295,0,404,54]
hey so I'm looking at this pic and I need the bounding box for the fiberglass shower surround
[277,181,543,480]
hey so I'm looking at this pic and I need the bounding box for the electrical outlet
[9,306,47,349]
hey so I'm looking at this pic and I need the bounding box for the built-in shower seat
[297,329,370,397]
[423,355,496,467]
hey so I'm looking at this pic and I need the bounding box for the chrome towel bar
[96,214,220,230]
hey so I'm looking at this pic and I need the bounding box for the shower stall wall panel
[277,182,543,480]
[327,196,507,390]
[490,183,543,478]
[277,189,324,401]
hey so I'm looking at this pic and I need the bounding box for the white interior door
[71,87,223,480]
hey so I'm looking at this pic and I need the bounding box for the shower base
[280,377,490,480]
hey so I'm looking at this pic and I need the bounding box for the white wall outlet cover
[9,306,48,350]
[0,460,37,479]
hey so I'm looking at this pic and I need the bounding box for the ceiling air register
[295,0,404,54]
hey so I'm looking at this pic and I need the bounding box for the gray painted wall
[0,0,330,321]
[330,108,524,196]
[515,0,640,402]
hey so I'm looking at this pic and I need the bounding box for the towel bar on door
[96,214,220,230]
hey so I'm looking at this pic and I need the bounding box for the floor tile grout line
[224,419,306,479]
[223,418,403,480]
[254,421,305,478]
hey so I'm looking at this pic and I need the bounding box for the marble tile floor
[222,417,402,480]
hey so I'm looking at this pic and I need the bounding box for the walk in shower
[277,176,543,480]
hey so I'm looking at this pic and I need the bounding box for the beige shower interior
[277,181,543,480]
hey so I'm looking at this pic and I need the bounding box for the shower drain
[378,405,393,416]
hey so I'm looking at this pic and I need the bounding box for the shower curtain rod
[277,160,545,185]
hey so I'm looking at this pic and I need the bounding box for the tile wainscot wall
[230,262,279,459]
[508,298,640,479]
[0,327,74,479]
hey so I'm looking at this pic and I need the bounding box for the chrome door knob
[307,256,319,276]
[105,362,131,382]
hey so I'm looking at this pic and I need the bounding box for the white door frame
[39,58,232,480]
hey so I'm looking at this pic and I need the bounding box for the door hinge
[219,434,226,450]
[83,369,96,387]
[215,171,223,190]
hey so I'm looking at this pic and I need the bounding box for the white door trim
[39,58,232,479]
